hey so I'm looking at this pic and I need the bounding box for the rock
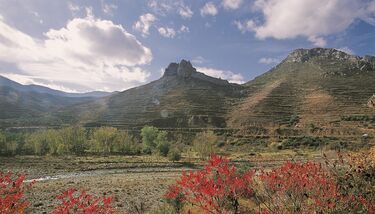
[163,62,178,76]
[284,48,375,74]
[285,48,360,63]
[177,59,196,78]
[368,95,375,108]
[163,60,196,78]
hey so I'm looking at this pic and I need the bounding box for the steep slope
[228,48,375,138]
[53,60,243,128]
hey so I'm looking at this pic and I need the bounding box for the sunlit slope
[228,48,375,132]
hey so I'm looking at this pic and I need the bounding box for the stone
[177,59,196,78]
[163,63,178,76]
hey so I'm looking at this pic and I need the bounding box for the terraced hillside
[52,60,243,128]
[228,48,375,141]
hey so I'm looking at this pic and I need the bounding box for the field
[0,150,330,213]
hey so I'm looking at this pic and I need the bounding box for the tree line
[0,126,221,160]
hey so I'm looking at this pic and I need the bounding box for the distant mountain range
[0,76,113,126]
[1,48,374,140]
[0,76,113,98]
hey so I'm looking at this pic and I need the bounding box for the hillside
[0,76,111,127]
[51,60,244,128]
[228,48,375,140]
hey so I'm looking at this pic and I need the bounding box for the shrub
[168,148,181,162]
[141,126,159,151]
[255,161,339,213]
[165,155,254,213]
[166,154,375,213]
[156,131,170,156]
[192,131,218,159]
[0,172,34,214]
[53,189,115,214]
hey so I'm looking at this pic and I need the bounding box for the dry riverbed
[0,156,195,213]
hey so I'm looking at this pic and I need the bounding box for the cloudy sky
[0,0,374,92]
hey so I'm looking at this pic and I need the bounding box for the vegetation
[192,130,218,159]
[53,189,115,214]
[0,172,33,213]
[166,150,375,213]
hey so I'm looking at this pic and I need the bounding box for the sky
[0,0,374,93]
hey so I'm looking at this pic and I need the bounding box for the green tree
[90,127,118,155]
[25,130,50,155]
[193,131,218,159]
[156,131,170,157]
[141,126,159,153]
[58,127,87,155]
[113,131,140,155]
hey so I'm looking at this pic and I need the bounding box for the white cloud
[197,67,245,84]
[101,1,118,16]
[337,47,355,55]
[133,13,156,37]
[0,14,152,92]
[68,2,80,14]
[192,56,206,64]
[234,20,256,33]
[237,0,375,46]
[222,0,243,10]
[308,36,327,47]
[179,25,190,33]
[201,2,218,16]
[259,57,280,64]
[148,0,194,19]
[179,5,194,19]
[158,27,176,38]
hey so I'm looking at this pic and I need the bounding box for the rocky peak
[162,59,235,86]
[284,48,375,72]
[163,59,196,78]
[285,48,359,63]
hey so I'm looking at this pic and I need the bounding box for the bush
[141,126,159,151]
[166,153,375,213]
[168,148,181,162]
[192,131,218,159]
[156,131,170,156]
[0,172,34,214]
[53,189,115,214]
[165,155,254,213]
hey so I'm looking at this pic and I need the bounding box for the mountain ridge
[0,48,374,135]
[0,75,114,98]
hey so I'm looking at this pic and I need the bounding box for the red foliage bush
[257,161,338,213]
[53,188,115,214]
[166,156,375,214]
[165,155,254,213]
[0,172,33,214]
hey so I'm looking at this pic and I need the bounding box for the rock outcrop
[163,59,233,86]
[282,48,375,78]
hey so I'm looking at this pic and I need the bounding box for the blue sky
[0,0,374,92]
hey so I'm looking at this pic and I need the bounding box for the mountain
[1,48,375,141]
[228,48,375,139]
[0,75,113,98]
[0,76,113,127]
[51,60,244,128]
